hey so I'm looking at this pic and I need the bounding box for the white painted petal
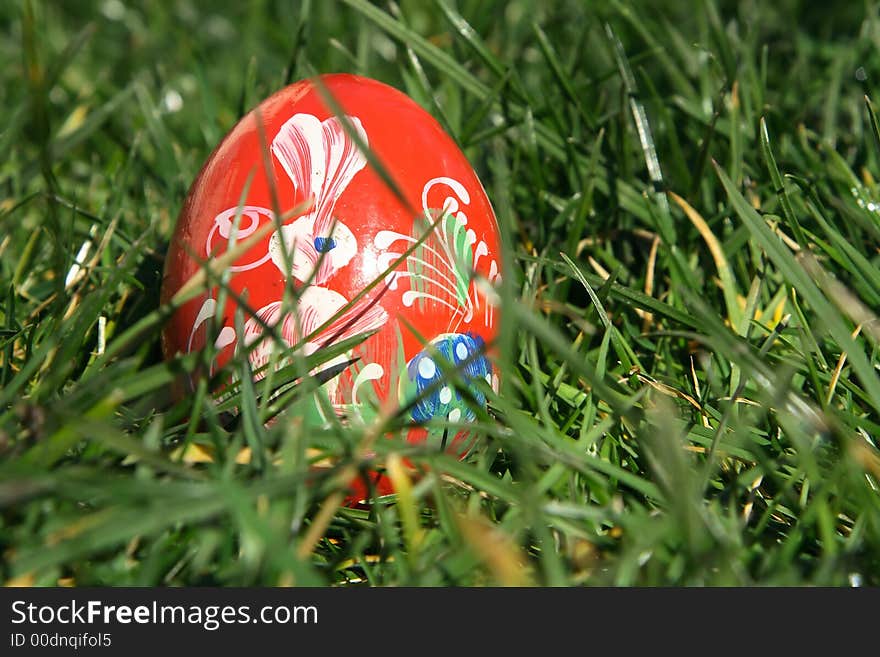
[312,116,368,236]
[241,301,286,379]
[187,297,217,353]
[269,215,318,283]
[281,286,350,345]
[215,326,236,350]
[271,114,326,202]
[323,221,357,283]
[271,113,367,282]
[352,363,385,406]
[269,216,357,285]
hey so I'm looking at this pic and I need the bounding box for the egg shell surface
[160,74,502,503]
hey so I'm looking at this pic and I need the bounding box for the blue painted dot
[314,236,337,253]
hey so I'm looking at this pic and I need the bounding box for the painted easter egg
[160,74,502,503]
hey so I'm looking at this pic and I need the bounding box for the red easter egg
[160,74,502,504]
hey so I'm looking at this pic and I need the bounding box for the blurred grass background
[2,0,880,586]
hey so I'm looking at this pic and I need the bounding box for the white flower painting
[189,112,387,401]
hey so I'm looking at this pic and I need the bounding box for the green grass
[2,0,880,586]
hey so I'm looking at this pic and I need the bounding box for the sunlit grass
[2,0,880,586]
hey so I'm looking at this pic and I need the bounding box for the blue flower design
[313,236,337,253]
[405,333,492,424]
